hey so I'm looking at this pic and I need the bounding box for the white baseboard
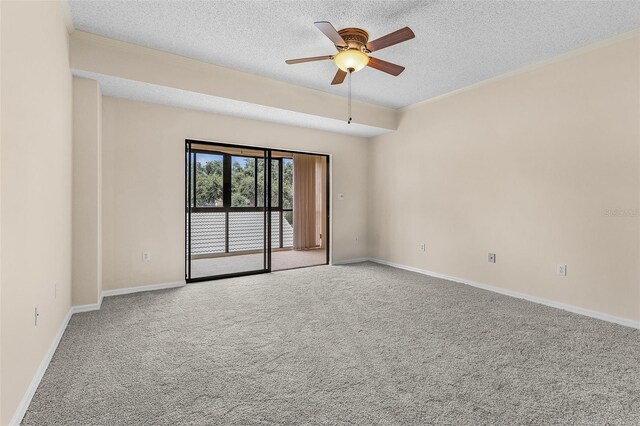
[101,280,185,297]
[70,293,104,314]
[9,308,73,426]
[69,280,185,312]
[367,257,640,329]
[331,257,370,265]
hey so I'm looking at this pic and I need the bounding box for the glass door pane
[269,152,328,272]
[195,153,224,207]
[187,142,268,280]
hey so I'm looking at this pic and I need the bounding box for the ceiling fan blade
[367,57,405,76]
[314,21,348,48]
[366,27,415,52]
[285,55,333,65]
[331,69,347,85]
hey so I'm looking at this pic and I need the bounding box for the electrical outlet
[355,236,359,242]
[488,253,496,263]
[34,306,40,326]
[557,264,567,276]
[142,252,151,262]
[419,243,426,252]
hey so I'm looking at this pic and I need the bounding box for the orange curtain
[293,154,326,250]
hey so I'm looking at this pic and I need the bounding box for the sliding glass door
[269,151,328,272]
[186,141,330,282]
[186,141,269,281]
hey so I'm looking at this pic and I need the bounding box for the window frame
[191,149,266,212]
[190,151,294,249]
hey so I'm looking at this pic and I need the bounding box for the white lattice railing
[190,211,293,256]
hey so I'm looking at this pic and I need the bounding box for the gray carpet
[23,262,639,425]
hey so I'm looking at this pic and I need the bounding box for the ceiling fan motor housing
[338,28,370,52]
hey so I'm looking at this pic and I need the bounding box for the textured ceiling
[70,1,640,109]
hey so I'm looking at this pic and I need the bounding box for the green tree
[231,158,255,207]
[195,157,223,206]
[282,159,293,209]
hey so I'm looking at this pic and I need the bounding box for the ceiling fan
[285,21,415,85]
[285,21,415,123]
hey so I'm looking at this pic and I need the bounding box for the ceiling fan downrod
[348,68,353,124]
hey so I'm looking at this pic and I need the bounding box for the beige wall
[102,97,369,291]
[369,35,640,322]
[72,77,103,306]
[0,2,72,424]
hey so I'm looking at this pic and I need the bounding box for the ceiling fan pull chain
[348,69,352,124]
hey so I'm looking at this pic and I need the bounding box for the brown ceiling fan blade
[366,27,415,52]
[367,57,405,76]
[285,55,333,65]
[331,69,347,85]
[314,21,348,48]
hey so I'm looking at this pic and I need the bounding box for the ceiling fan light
[333,49,369,72]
